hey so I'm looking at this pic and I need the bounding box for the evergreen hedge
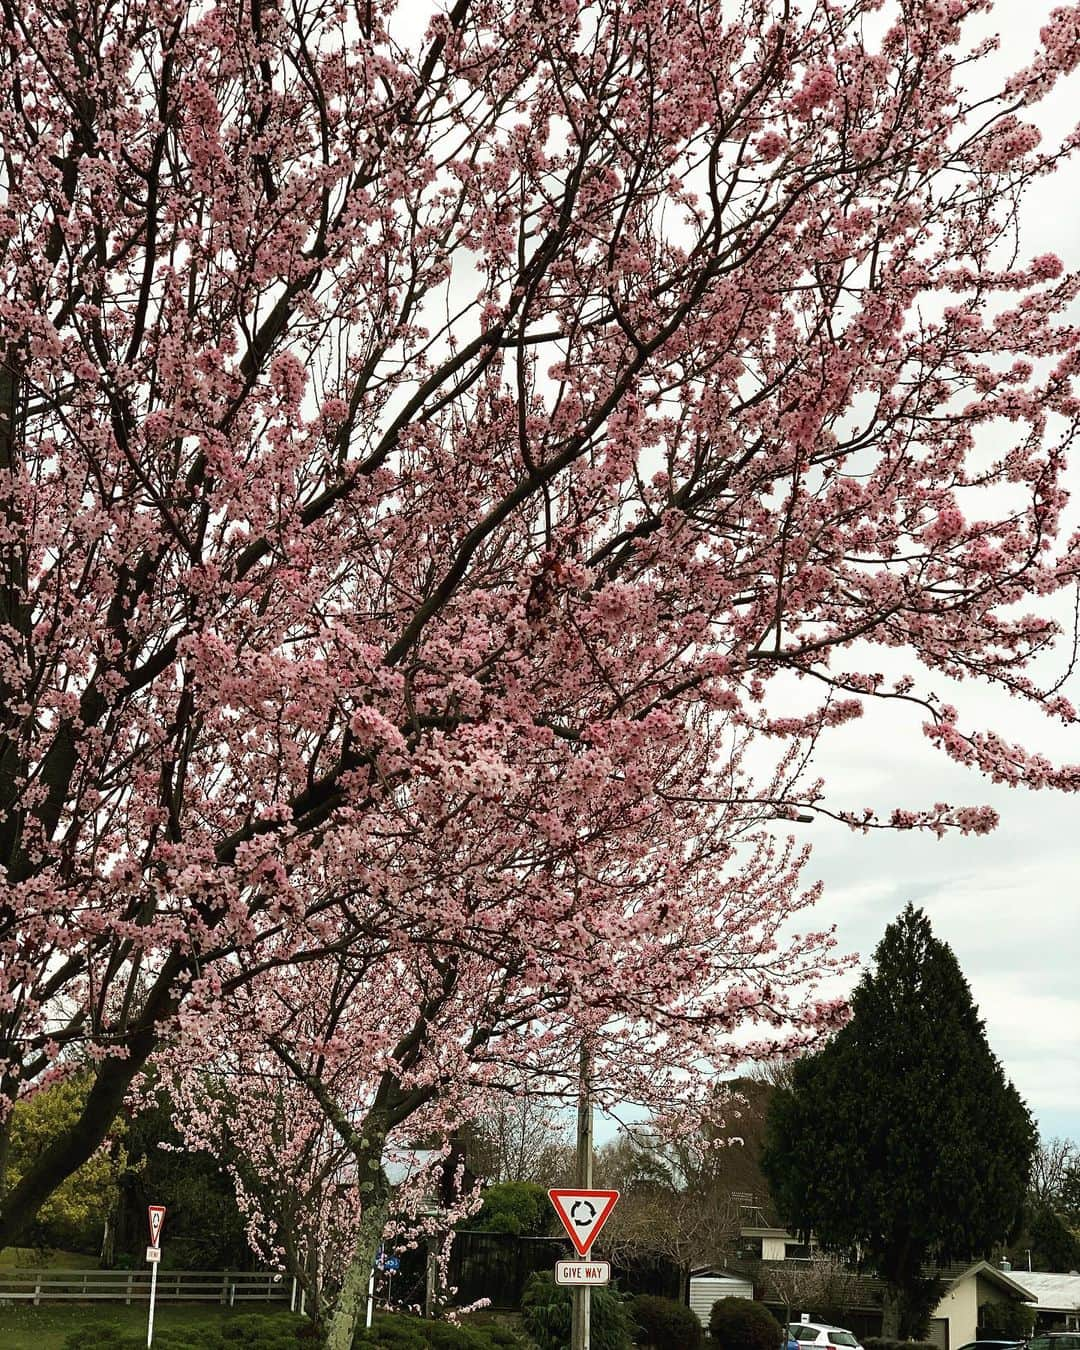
[629,1292,704,1348]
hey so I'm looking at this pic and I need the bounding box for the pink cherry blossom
[2,3,1080,1345]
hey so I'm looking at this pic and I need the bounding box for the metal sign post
[366,1247,379,1331]
[573,1044,593,1350]
[549,1048,620,1350]
[146,1205,166,1348]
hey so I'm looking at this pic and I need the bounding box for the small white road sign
[547,1188,619,1257]
[146,1246,161,1263]
[555,1259,610,1286]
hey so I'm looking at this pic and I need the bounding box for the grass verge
[0,1301,298,1350]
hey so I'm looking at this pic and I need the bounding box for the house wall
[934,1274,979,1348]
[976,1275,1015,1308]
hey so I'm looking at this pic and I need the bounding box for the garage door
[926,1318,949,1350]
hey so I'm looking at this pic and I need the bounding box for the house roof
[382,1147,439,1188]
[944,1261,1035,1303]
[691,1266,756,1280]
[1012,1272,1080,1313]
[733,1257,1034,1312]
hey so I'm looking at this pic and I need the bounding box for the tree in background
[3,1076,126,1257]
[1004,1134,1080,1272]
[763,906,1036,1338]
[5,0,1080,1334]
[1027,1203,1080,1272]
[166,1057,368,1316]
[1060,1158,1080,1230]
[597,1121,741,1302]
[116,1085,252,1271]
[978,1299,1037,1342]
[467,1181,551,1237]
[464,1097,571,1188]
[1029,1138,1079,1211]
[765,1255,866,1330]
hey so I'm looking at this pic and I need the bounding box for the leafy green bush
[482,1327,524,1349]
[218,1313,313,1347]
[62,1333,199,1350]
[468,1181,552,1236]
[864,1339,938,1350]
[520,1271,633,1350]
[353,1313,431,1349]
[979,1301,1038,1340]
[354,1313,524,1348]
[630,1293,703,1349]
[351,1317,429,1350]
[708,1298,781,1350]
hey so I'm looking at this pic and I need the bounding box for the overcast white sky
[793,0,1080,1146]
[390,0,1080,1144]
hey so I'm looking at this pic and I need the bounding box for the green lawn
[0,1247,98,1269]
[0,1302,298,1350]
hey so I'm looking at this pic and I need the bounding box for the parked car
[787,1323,864,1350]
[1024,1337,1080,1350]
[955,1341,1021,1350]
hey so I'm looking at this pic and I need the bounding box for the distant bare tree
[1030,1137,1079,1208]
[597,1131,741,1302]
[749,1058,799,1093]
[766,1255,866,1328]
[466,1096,572,1186]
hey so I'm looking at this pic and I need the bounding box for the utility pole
[571,1041,593,1350]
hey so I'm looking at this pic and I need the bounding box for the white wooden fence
[0,1267,295,1307]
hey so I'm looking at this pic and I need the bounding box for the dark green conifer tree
[762,905,1035,1338]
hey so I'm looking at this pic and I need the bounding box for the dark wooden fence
[446,1231,681,1310]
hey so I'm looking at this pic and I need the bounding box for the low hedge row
[62,1313,312,1350]
[353,1312,523,1349]
[864,1339,939,1350]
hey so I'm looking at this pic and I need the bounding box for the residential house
[1012,1271,1080,1332]
[688,1219,1037,1348]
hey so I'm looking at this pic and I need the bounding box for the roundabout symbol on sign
[547,1188,620,1258]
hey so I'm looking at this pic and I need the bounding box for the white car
[787,1323,865,1350]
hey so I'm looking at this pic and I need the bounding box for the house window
[785,1243,812,1260]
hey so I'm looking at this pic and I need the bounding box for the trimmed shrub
[63,1313,309,1350]
[353,1315,431,1350]
[630,1293,704,1349]
[354,1313,525,1348]
[428,1322,492,1349]
[219,1314,311,1347]
[521,1271,634,1350]
[979,1302,1038,1341]
[709,1298,782,1350]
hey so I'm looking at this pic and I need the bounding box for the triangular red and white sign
[548,1188,619,1257]
[147,1205,166,1248]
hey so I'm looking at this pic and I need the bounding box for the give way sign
[548,1189,619,1258]
[147,1205,166,1249]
